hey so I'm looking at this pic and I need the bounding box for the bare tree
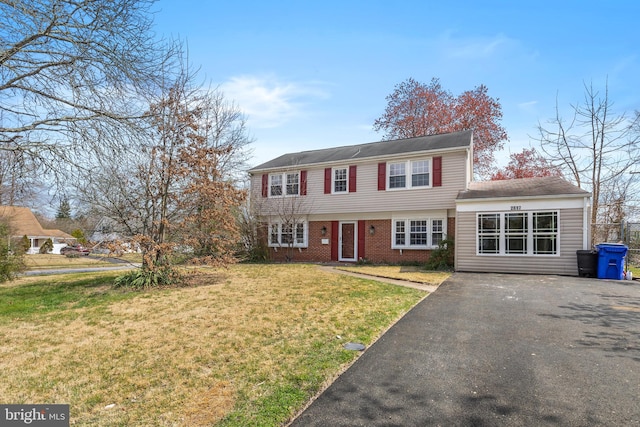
[76,61,252,284]
[0,150,41,205]
[536,80,640,244]
[0,0,171,170]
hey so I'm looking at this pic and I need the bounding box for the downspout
[583,196,590,249]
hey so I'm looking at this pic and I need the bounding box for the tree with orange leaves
[491,148,563,180]
[373,78,508,178]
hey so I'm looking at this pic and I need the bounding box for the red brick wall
[265,218,456,264]
[268,221,333,262]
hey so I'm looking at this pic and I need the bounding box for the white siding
[456,208,586,276]
[251,151,469,217]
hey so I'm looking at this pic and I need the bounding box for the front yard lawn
[0,264,435,426]
[337,265,451,285]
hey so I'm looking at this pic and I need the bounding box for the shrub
[19,235,30,253]
[114,266,182,290]
[39,238,54,254]
[426,237,454,270]
[71,229,88,244]
[0,224,25,282]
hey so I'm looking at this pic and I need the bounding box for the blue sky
[153,0,640,170]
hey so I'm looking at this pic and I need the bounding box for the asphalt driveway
[290,272,640,426]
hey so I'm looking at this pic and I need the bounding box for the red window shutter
[433,156,442,187]
[324,168,331,194]
[300,170,307,195]
[349,165,357,193]
[358,220,365,260]
[330,221,339,261]
[261,174,268,197]
[378,163,386,191]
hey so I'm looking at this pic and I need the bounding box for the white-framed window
[533,212,558,255]
[505,212,527,254]
[269,172,299,197]
[478,214,500,254]
[388,162,406,189]
[477,211,559,256]
[270,174,283,197]
[268,220,308,248]
[432,219,444,246]
[411,160,430,187]
[333,167,348,193]
[392,217,446,249]
[286,172,299,196]
[388,159,431,190]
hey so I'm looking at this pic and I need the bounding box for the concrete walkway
[316,265,440,293]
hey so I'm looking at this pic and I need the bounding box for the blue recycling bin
[595,243,628,280]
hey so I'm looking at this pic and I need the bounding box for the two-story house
[248,130,592,275]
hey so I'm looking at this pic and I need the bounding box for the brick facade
[267,218,456,264]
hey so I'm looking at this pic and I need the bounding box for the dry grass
[337,265,451,285]
[0,264,428,426]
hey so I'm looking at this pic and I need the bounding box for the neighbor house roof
[0,206,73,239]
[456,176,590,201]
[249,130,473,172]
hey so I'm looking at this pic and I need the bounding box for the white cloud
[517,100,538,113]
[435,31,527,62]
[222,75,330,128]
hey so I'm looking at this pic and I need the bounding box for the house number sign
[510,206,522,211]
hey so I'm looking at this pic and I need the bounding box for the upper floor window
[389,162,406,189]
[270,172,299,197]
[286,172,299,195]
[270,174,283,196]
[388,159,431,190]
[333,168,347,193]
[411,160,430,187]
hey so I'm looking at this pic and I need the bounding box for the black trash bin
[576,250,598,277]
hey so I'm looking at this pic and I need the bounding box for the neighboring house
[249,130,593,275]
[0,206,75,254]
[90,216,126,243]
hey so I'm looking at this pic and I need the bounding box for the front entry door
[339,222,357,262]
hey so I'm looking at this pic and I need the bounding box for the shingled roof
[456,176,590,200]
[249,130,472,172]
[0,206,73,238]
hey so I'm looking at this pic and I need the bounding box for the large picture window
[268,221,307,248]
[477,211,558,256]
[393,218,446,249]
